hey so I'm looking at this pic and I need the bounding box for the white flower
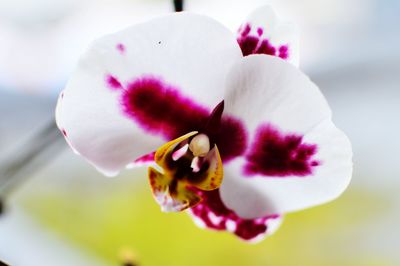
[56,6,352,242]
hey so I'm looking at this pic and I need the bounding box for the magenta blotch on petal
[121,76,209,137]
[279,45,289,59]
[105,74,123,90]
[237,23,289,60]
[256,39,276,56]
[190,189,280,241]
[119,76,247,161]
[238,35,259,57]
[244,124,320,177]
[216,116,248,162]
[116,43,126,54]
[238,23,251,36]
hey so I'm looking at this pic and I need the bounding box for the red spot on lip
[237,23,289,60]
[116,43,126,53]
[120,76,247,162]
[244,124,320,177]
[105,74,123,90]
[190,189,280,241]
[61,129,67,137]
[134,152,155,164]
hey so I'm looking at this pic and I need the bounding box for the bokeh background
[0,0,399,265]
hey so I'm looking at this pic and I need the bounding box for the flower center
[148,131,223,212]
[146,101,229,212]
[189,133,210,157]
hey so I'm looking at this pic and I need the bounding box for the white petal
[238,5,299,66]
[56,12,242,175]
[220,55,352,218]
[224,55,331,135]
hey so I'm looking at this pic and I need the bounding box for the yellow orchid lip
[148,131,223,212]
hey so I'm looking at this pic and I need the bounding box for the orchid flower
[56,6,352,242]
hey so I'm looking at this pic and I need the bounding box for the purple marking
[256,39,276,56]
[61,129,67,137]
[190,189,280,241]
[238,23,251,36]
[116,43,126,54]
[279,45,289,59]
[237,23,290,60]
[134,152,155,164]
[216,116,248,162]
[244,124,320,177]
[105,74,123,90]
[238,35,259,57]
[60,91,64,99]
[120,76,247,161]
